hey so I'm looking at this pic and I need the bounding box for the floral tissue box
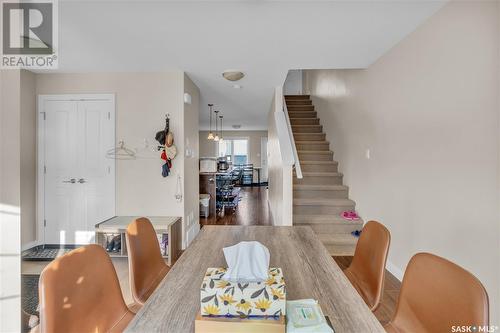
[200,267,286,318]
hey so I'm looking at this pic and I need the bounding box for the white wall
[183,74,200,246]
[283,70,303,96]
[35,72,198,247]
[304,0,500,322]
[0,70,22,332]
[20,70,37,248]
[267,88,293,226]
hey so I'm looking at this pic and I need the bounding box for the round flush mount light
[232,124,242,129]
[222,70,245,82]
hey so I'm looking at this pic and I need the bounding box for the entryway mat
[22,247,73,261]
[22,274,39,315]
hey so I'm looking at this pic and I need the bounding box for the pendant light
[213,110,220,141]
[219,115,224,142]
[207,104,214,140]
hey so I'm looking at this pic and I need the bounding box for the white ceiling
[56,1,446,130]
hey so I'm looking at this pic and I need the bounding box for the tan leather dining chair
[126,217,169,306]
[343,220,391,312]
[38,244,135,333]
[385,253,489,333]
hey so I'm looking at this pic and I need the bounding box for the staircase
[286,95,362,256]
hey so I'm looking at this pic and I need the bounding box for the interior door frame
[37,94,116,246]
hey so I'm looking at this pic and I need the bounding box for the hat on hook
[165,144,177,160]
[166,132,174,147]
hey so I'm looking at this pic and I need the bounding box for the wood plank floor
[200,186,271,226]
[333,256,401,326]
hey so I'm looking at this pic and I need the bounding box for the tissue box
[200,267,286,317]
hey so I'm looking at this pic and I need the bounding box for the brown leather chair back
[344,220,390,311]
[126,217,169,305]
[385,253,489,333]
[38,244,134,333]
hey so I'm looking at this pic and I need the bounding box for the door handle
[78,178,86,184]
[63,178,76,183]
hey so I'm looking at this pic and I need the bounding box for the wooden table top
[125,226,384,333]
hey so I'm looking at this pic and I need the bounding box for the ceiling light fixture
[213,110,220,142]
[232,124,241,129]
[222,70,245,82]
[207,104,214,140]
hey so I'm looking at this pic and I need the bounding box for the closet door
[43,100,83,244]
[42,96,115,245]
[79,100,115,238]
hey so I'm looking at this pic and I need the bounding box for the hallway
[200,186,271,226]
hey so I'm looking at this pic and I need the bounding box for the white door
[41,96,115,245]
[261,137,268,182]
[79,100,115,234]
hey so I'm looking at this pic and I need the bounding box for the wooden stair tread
[293,198,355,206]
[294,214,363,225]
[295,140,329,144]
[297,150,332,154]
[294,184,345,190]
[298,171,342,176]
[294,132,324,135]
[294,132,325,136]
[285,95,310,98]
[299,160,338,165]
[295,173,342,180]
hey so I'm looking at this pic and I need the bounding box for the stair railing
[282,95,303,179]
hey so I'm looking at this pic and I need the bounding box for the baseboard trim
[186,223,201,248]
[386,260,404,281]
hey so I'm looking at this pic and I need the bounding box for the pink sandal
[341,211,360,221]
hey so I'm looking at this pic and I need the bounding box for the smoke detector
[232,124,242,129]
[222,70,245,82]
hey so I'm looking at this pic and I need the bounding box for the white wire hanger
[106,140,136,160]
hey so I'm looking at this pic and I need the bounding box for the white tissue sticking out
[222,241,270,283]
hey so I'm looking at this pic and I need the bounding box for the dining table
[125,225,385,332]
